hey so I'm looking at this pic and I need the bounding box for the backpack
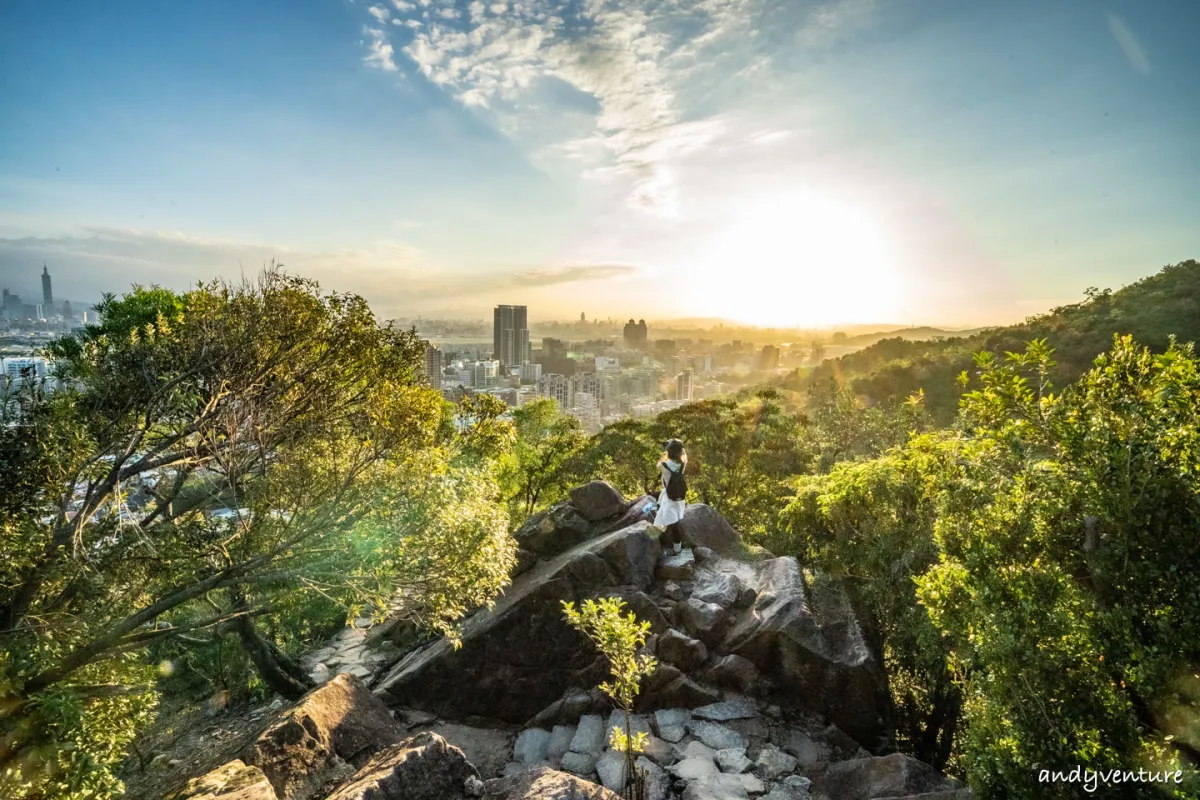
[664,462,688,501]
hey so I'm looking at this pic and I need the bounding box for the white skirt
[655,491,687,527]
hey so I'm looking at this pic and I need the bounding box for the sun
[687,190,907,328]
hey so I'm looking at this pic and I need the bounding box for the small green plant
[562,598,657,800]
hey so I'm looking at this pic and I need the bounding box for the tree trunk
[232,613,313,701]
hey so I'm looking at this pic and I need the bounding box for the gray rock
[779,730,830,767]
[653,708,691,739]
[677,505,743,556]
[324,732,478,800]
[659,549,696,581]
[754,744,797,780]
[570,715,606,755]
[812,753,955,799]
[691,570,745,609]
[595,749,627,791]
[309,663,331,684]
[688,720,747,751]
[569,481,627,522]
[663,581,689,601]
[642,665,722,710]
[658,629,708,671]
[547,725,576,761]
[694,698,758,722]
[483,766,623,799]
[514,502,593,558]
[427,722,515,780]
[677,740,718,761]
[715,747,752,774]
[721,559,891,750]
[680,598,729,646]
[739,773,766,794]
[670,756,719,781]
[702,654,759,693]
[170,760,276,800]
[513,728,551,765]
[642,735,675,767]
[636,756,671,800]
[681,774,751,800]
[604,712,652,746]
[761,775,811,800]
[465,774,486,797]
[558,750,598,777]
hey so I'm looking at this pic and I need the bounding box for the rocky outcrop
[484,766,621,799]
[323,732,478,800]
[246,674,405,800]
[676,505,742,556]
[569,481,628,522]
[168,760,278,800]
[808,753,965,800]
[375,522,660,723]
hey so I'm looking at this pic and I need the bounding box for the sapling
[562,597,658,800]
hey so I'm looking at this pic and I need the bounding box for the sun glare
[690,191,905,328]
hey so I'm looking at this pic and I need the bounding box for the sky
[1,0,1198,328]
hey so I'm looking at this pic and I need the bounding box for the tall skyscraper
[423,344,444,390]
[493,305,530,369]
[42,265,53,310]
[676,369,694,402]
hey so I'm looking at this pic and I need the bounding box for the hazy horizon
[2,1,1198,328]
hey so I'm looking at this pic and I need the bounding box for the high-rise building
[623,319,648,346]
[759,345,781,371]
[493,305,530,369]
[537,373,573,408]
[3,290,22,320]
[676,369,694,402]
[470,360,499,389]
[423,344,444,389]
[42,265,53,310]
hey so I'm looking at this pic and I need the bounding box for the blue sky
[1,0,1197,326]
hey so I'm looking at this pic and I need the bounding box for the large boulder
[810,753,960,800]
[375,523,660,724]
[569,481,628,522]
[324,732,477,800]
[246,674,405,800]
[484,766,621,799]
[427,722,516,780]
[168,760,277,800]
[721,559,891,750]
[515,502,594,558]
[677,505,742,556]
[657,629,708,671]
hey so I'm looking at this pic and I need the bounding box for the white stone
[559,750,597,776]
[636,756,670,800]
[596,749,627,791]
[678,740,718,761]
[654,708,691,743]
[694,698,758,722]
[641,735,675,766]
[715,747,752,773]
[513,727,551,765]
[754,744,798,779]
[688,720,746,751]
[739,773,766,795]
[354,616,373,628]
[309,663,331,684]
[604,712,652,746]
[671,756,718,781]
[681,774,751,800]
[346,664,373,679]
[570,714,606,755]
[547,724,576,761]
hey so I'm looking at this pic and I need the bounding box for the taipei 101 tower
[42,265,53,309]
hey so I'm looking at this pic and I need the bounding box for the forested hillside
[787,260,1200,422]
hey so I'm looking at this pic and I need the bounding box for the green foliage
[781,334,1200,798]
[0,269,514,797]
[499,398,587,519]
[562,597,657,797]
[792,260,1200,423]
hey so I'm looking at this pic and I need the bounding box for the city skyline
[2,2,1199,327]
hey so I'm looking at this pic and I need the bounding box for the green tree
[0,270,514,797]
[500,398,586,518]
[562,598,657,800]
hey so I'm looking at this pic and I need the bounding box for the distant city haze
[2,2,1198,327]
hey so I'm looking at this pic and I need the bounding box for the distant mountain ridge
[786,260,1200,422]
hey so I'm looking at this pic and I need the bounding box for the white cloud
[1107,14,1150,76]
[363,0,875,215]
[364,27,398,71]
[391,0,415,9]
[367,4,391,24]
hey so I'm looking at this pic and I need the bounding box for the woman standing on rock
[653,438,688,554]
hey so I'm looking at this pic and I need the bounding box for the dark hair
[665,439,685,460]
